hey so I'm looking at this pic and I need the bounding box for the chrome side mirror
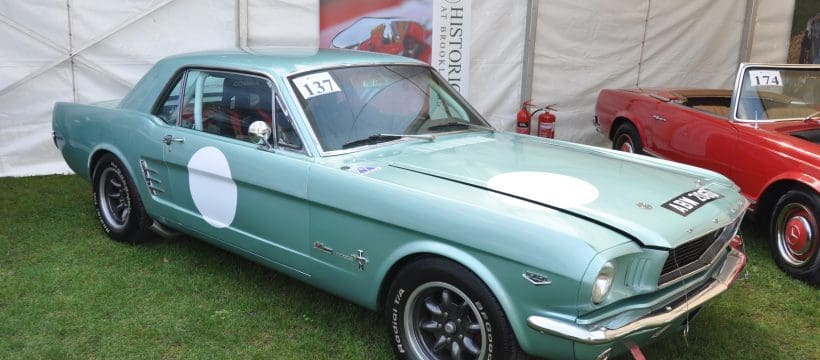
[248,121,272,150]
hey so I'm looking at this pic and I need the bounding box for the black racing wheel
[92,154,153,244]
[385,257,526,360]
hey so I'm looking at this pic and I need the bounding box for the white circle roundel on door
[187,146,237,228]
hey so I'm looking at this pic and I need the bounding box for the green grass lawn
[1,175,818,359]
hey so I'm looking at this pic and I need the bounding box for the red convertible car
[595,63,819,285]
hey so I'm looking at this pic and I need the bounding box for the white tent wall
[467,1,527,130]
[748,0,795,63]
[530,0,648,144]
[530,0,751,145]
[0,0,317,177]
[0,0,800,177]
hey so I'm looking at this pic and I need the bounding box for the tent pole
[66,0,78,103]
[237,0,250,51]
[739,0,759,63]
[519,0,538,105]
[636,0,652,88]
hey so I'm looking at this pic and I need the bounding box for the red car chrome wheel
[612,123,643,155]
[776,203,816,267]
[618,137,635,153]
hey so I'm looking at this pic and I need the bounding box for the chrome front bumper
[526,244,746,345]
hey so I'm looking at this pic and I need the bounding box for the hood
[344,132,746,249]
[753,121,820,145]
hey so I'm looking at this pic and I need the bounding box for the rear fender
[610,110,647,144]
[87,144,136,182]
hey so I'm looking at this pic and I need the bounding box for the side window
[274,96,303,150]
[179,70,275,143]
[180,70,206,130]
[155,76,183,125]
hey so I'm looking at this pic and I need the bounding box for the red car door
[650,103,739,181]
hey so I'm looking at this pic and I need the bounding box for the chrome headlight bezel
[591,261,616,304]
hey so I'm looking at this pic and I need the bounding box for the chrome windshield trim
[729,63,820,123]
[283,63,495,157]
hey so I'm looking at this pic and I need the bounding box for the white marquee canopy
[0,0,794,176]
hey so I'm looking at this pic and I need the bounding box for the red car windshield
[736,67,820,121]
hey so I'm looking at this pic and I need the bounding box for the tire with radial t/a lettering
[92,154,153,244]
[385,257,526,360]
[769,189,819,285]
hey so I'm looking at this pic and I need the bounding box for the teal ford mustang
[53,49,749,360]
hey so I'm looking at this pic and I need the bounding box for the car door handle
[652,115,667,122]
[162,135,185,145]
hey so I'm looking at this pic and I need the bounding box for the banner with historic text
[319,0,471,96]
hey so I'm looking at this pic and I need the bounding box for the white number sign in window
[293,72,341,99]
[749,70,782,87]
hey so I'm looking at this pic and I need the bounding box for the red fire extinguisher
[516,101,556,138]
[516,101,533,135]
[535,104,556,139]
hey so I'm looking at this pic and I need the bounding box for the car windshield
[735,67,820,121]
[289,65,490,152]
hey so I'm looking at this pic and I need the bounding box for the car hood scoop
[368,132,745,249]
[791,128,820,144]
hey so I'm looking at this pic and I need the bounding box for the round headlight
[591,261,615,304]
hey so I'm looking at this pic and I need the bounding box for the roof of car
[159,48,424,77]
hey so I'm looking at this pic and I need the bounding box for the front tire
[769,189,819,285]
[612,122,643,154]
[92,154,153,244]
[385,258,524,360]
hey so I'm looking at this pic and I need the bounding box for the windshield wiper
[804,111,820,123]
[427,121,494,132]
[341,133,435,149]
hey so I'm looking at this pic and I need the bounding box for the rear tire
[385,258,526,360]
[769,189,819,285]
[612,123,643,154]
[92,154,153,244]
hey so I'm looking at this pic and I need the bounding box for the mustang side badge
[662,188,723,216]
[313,242,368,271]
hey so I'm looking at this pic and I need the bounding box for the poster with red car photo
[320,0,471,96]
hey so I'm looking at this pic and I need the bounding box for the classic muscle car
[595,63,819,285]
[54,49,748,360]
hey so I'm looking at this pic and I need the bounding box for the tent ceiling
[0,0,795,176]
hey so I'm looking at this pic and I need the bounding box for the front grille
[658,228,726,286]
[661,230,721,274]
